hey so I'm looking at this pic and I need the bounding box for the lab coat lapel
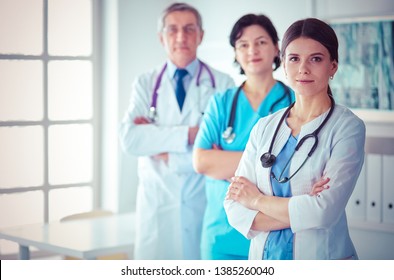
[271,121,292,157]
[181,76,212,122]
[156,77,183,124]
[296,112,329,154]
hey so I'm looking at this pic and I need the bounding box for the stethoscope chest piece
[260,152,276,168]
[148,106,158,123]
[222,127,235,144]
[261,95,336,183]
[221,81,292,145]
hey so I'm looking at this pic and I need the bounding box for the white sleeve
[223,122,260,239]
[167,149,195,173]
[289,116,366,232]
[119,74,189,157]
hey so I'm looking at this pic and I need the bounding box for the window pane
[0,0,43,55]
[0,60,43,121]
[48,61,93,121]
[49,186,93,222]
[48,0,92,56]
[48,124,93,185]
[0,126,44,188]
[0,191,44,255]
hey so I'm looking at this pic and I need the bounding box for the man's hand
[152,153,169,164]
[134,116,151,125]
[188,126,199,145]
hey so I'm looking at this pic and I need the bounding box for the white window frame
[0,0,101,258]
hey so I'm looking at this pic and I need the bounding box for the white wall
[315,0,394,19]
[113,0,394,259]
[116,0,172,212]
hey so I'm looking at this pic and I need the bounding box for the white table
[0,212,135,260]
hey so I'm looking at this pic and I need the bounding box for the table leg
[19,245,30,260]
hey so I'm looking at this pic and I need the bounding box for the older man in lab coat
[119,2,234,260]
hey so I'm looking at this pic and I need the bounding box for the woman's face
[283,37,338,97]
[234,24,278,76]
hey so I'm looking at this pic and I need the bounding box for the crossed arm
[133,116,199,164]
[193,146,243,180]
[226,176,330,231]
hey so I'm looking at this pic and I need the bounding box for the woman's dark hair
[281,18,339,96]
[229,14,280,74]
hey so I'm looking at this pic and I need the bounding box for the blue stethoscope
[222,80,292,144]
[260,95,335,183]
[148,60,216,122]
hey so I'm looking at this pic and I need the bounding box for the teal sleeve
[194,94,222,150]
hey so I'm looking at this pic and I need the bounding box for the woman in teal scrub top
[192,14,294,260]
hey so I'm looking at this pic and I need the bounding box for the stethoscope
[260,95,335,183]
[222,80,292,144]
[148,60,216,123]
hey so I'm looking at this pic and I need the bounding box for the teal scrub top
[263,134,297,259]
[194,81,294,259]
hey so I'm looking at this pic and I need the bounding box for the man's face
[159,11,204,68]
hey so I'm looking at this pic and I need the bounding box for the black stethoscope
[260,95,335,183]
[222,80,292,144]
[148,60,216,123]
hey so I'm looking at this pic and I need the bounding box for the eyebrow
[255,35,268,40]
[287,52,325,56]
[165,23,197,28]
[237,35,268,43]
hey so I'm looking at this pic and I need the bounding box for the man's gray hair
[158,2,203,32]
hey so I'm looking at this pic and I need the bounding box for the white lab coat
[224,104,366,259]
[119,61,234,260]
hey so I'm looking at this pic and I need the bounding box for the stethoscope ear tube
[222,81,292,144]
[261,96,336,181]
[269,81,292,114]
[222,81,244,144]
[149,61,215,123]
[197,61,216,88]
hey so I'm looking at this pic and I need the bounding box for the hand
[309,177,330,196]
[188,126,199,145]
[226,176,263,211]
[133,116,151,125]
[152,153,169,164]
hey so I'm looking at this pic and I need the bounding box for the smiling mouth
[250,58,262,63]
[297,79,314,83]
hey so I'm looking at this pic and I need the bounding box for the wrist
[252,194,264,211]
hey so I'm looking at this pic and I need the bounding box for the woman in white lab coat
[119,3,234,260]
[224,18,366,259]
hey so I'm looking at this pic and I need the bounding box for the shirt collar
[167,59,199,79]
